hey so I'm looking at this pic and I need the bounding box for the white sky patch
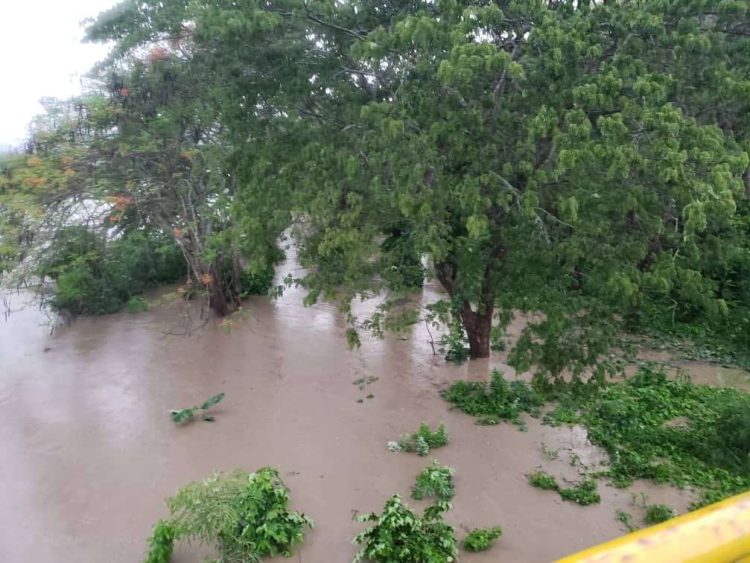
[0,0,117,148]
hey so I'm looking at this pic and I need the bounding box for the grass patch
[616,510,637,532]
[462,526,502,552]
[644,504,675,525]
[411,461,455,501]
[527,471,559,491]
[388,423,448,456]
[559,479,600,506]
[442,370,544,427]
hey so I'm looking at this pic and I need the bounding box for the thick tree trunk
[461,301,493,359]
[435,260,495,359]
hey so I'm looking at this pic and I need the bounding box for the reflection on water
[0,255,741,562]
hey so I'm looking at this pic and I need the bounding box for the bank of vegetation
[1,0,750,561]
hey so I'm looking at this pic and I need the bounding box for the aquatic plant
[170,392,224,424]
[354,495,456,563]
[145,468,313,562]
[411,461,455,501]
[644,504,675,525]
[388,423,448,456]
[462,526,502,552]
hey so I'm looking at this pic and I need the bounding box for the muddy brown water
[0,261,708,562]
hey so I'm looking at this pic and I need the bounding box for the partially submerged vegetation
[526,472,601,506]
[411,461,456,502]
[458,365,750,508]
[353,496,457,563]
[462,527,503,553]
[442,371,543,427]
[145,468,313,562]
[388,423,448,456]
[170,393,225,425]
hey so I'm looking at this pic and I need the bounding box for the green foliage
[411,461,455,502]
[543,365,750,506]
[127,296,149,313]
[144,520,176,563]
[526,471,559,492]
[170,393,224,425]
[616,511,637,533]
[442,370,544,426]
[462,527,502,552]
[40,227,185,315]
[527,471,599,505]
[644,504,675,526]
[558,479,600,506]
[162,468,313,561]
[353,495,457,563]
[389,423,448,456]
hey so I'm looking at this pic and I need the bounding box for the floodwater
[0,257,703,563]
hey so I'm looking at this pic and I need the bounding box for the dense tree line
[2,0,750,379]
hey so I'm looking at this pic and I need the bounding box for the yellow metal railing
[557,491,750,563]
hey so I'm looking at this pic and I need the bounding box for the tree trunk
[434,260,494,359]
[461,301,493,359]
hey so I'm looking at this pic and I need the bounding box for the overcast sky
[0,0,118,148]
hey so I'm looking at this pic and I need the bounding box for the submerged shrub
[442,370,544,425]
[412,461,455,501]
[559,479,600,506]
[644,504,675,525]
[462,527,502,552]
[144,520,176,563]
[388,423,448,456]
[145,468,313,562]
[527,471,559,491]
[40,227,185,315]
[354,495,457,563]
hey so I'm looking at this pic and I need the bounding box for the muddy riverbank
[0,267,724,562]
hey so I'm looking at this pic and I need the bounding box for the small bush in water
[144,520,176,563]
[462,526,502,552]
[559,479,601,506]
[144,468,313,562]
[388,423,448,456]
[644,504,675,525]
[354,495,457,562]
[412,461,455,501]
[527,471,559,491]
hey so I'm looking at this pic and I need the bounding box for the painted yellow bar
[556,491,750,563]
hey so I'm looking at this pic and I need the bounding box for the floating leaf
[200,393,225,411]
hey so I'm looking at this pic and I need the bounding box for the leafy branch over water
[170,392,225,424]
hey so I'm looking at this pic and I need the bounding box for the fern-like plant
[144,468,313,562]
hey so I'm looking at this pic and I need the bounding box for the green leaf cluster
[389,423,448,456]
[462,527,502,553]
[170,392,224,424]
[526,472,600,506]
[441,370,544,426]
[353,495,457,563]
[145,468,313,562]
[411,461,455,502]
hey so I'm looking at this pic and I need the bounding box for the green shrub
[559,479,600,506]
[149,468,313,561]
[442,370,544,425]
[41,227,185,315]
[527,471,559,491]
[388,423,448,456]
[144,520,176,563]
[616,510,637,532]
[127,296,149,313]
[412,461,455,501]
[353,495,457,563]
[644,504,675,525]
[462,527,502,552]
